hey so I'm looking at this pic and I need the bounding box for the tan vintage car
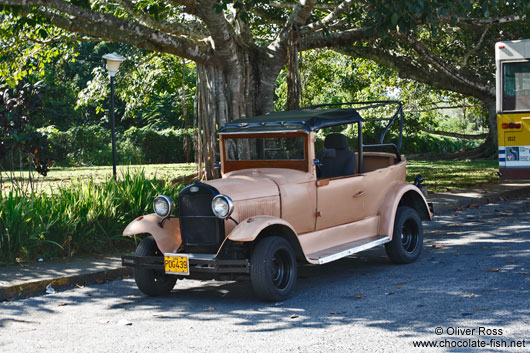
[122,101,433,301]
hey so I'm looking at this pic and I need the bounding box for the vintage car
[121,101,433,301]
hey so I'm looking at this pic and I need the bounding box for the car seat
[317,133,356,178]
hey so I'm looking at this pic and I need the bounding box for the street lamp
[103,52,125,180]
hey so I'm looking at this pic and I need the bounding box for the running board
[307,236,390,265]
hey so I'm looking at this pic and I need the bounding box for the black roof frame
[219,101,404,174]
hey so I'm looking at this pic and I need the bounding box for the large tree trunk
[484,98,498,151]
[195,49,279,180]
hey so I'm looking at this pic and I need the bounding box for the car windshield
[225,136,305,161]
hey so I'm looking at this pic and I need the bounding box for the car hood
[204,173,279,200]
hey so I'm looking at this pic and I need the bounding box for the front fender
[378,183,432,240]
[228,216,297,242]
[123,214,182,253]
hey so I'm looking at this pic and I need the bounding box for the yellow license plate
[164,254,189,275]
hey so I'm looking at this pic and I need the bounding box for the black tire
[385,206,423,264]
[134,236,177,296]
[250,236,297,302]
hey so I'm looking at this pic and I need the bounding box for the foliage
[277,49,488,146]
[40,125,195,166]
[75,45,196,130]
[0,82,53,175]
[0,170,185,264]
[122,126,195,164]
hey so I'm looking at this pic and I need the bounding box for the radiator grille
[178,183,224,253]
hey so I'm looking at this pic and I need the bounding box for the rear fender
[123,214,182,253]
[378,183,432,240]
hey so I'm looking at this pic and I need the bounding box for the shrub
[0,170,184,264]
[41,125,195,167]
[122,126,195,164]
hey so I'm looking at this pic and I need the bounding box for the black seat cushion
[317,133,355,178]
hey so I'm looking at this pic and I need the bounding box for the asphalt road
[1,198,529,353]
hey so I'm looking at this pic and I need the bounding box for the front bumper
[121,253,250,275]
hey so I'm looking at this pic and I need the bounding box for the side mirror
[413,174,424,186]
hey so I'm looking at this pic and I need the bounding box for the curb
[0,267,132,301]
[432,184,530,214]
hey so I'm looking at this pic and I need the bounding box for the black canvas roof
[219,108,362,133]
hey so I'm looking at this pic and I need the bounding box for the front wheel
[134,236,177,296]
[385,206,423,264]
[250,236,297,302]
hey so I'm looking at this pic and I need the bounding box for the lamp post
[102,52,125,180]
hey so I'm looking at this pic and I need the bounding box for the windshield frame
[220,132,309,174]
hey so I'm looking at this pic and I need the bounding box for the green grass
[406,159,499,193]
[1,163,196,195]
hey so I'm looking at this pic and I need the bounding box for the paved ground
[1,194,529,352]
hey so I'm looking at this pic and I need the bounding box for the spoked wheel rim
[271,249,293,290]
[400,218,419,253]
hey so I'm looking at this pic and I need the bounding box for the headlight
[211,194,234,219]
[153,195,173,218]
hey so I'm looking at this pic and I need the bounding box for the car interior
[316,133,356,178]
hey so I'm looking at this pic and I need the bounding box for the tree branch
[336,45,492,100]
[397,33,494,97]
[195,0,240,68]
[286,0,317,27]
[116,0,207,39]
[299,27,373,51]
[299,0,355,34]
[11,1,213,63]
[418,127,488,140]
[268,0,317,65]
[460,24,490,70]
[406,105,478,113]
[444,14,524,26]
[269,1,335,10]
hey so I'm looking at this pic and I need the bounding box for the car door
[315,175,366,230]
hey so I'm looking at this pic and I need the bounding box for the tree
[0,0,377,178]
[1,1,526,176]
[0,82,53,176]
[336,0,530,153]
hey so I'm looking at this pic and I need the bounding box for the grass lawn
[1,163,196,194]
[406,159,499,193]
[1,159,499,195]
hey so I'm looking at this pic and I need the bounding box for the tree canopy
[1,1,529,176]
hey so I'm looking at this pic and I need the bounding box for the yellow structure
[496,39,530,178]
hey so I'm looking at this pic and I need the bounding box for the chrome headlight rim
[153,195,173,219]
[211,194,234,219]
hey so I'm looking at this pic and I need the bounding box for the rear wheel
[134,236,177,296]
[385,206,423,264]
[250,236,297,302]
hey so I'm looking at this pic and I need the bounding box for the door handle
[353,190,365,198]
